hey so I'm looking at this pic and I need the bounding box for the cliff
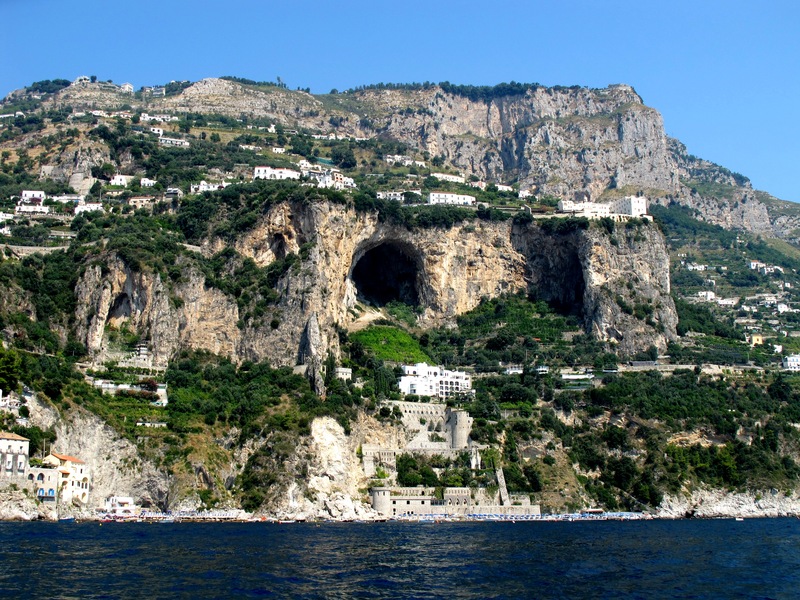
[28,78,800,240]
[72,202,677,369]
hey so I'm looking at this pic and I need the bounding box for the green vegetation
[349,326,431,364]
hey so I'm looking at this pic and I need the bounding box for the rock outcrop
[73,201,676,368]
[25,391,171,511]
[657,488,800,519]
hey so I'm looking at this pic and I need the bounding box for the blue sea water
[0,518,798,599]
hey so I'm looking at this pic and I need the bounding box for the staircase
[495,468,510,506]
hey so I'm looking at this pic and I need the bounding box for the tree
[331,145,356,169]
[0,347,22,395]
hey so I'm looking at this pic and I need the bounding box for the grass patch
[349,325,431,364]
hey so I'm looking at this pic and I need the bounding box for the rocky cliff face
[73,201,676,369]
[657,488,800,518]
[27,77,800,239]
[511,220,677,355]
[15,391,171,516]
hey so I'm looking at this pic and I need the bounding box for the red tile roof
[50,452,85,464]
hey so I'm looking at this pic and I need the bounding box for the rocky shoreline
[4,487,800,523]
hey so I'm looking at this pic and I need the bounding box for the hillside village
[2,76,800,521]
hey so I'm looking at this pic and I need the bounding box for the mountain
[1,76,800,521]
[9,76,797,241]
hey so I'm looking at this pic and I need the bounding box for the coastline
[4,486,800,523]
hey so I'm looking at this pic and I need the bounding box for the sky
[2,0,799,202]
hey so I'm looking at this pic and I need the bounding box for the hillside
[1,76,800,520]
[4,76,798,242]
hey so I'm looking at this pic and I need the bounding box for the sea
[0,518,798,599]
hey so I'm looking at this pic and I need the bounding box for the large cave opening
[350,242,421,307]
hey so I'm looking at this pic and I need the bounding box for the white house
[717,297,739,307]
[110,175,134,187]
[271,147,286,154]
[41,452,90,505]
[783,354,800,371]
[74,202,105,215]
[159,137,190,148]
[150,127,164,137]
[15,201,49,215]
[697,291,716,302]
[253,166,301,180]
[51,194,84,204]
[432,173,466,184]
[496,184,513,193]
[21,190,46,202]
[190,181,231,194]
[120,83,134,94]
[140,178,157,188]
[428,192,476,206]
[519,190,533,199]
[398,363,473,400]
[0,431,28,478]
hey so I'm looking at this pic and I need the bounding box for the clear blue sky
[2,0,798,202]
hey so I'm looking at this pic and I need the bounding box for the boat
[735,517,744,521]
[58,517,75,523]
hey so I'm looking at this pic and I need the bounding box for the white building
[314,169,356,190]
[103,496,141,519]
[140,178,157,188]
[377,190,422,202]
[432,173,465,184]
[610,196,648,217]
[15,201,49,215]
[398,363,473,400]
[51,194,84,204]
[41,452,90,505]
[74,202,105,215]
[190,181,231,194]
[557,199,611,217]
[159,137,190,148]
[271,147,286,154]
[110,174,134,187]
[253,166,301,180]
[783,354,800,371]
[428,192,476,206]
[697,291,716,302]
[496,184,513,193]
[519,190,533,199]
[557,196,649,219]
[150,127,164,137]
[0,431,28,478]
[21,190,46,202]
[120,83,134,94]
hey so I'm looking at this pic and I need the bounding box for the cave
[107,293,132,321]
[350,242,421,307]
